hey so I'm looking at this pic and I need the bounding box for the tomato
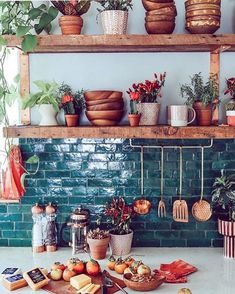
[62,268,76,282]
[107,256,116,271]
[86,259,100,276]
[114,258,127,275]
[124,256,135,267]
[51,262,66,272]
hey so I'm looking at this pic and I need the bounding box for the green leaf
[26,155,39,164]
[29,8,42,20]
[0,36,7,46]
[16,26,31,38]
[20,173,27,191]
[36,13,53,34]
[21,35,37,53]
[34,80,47,92]
[48,6,58,20]
[13,74,20,84]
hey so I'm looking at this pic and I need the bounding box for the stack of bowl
[142,0,177,34]
[85,90,124,126]
[185,0,221,34]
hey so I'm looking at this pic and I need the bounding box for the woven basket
[137,103,161,126]
[101,10,128,34]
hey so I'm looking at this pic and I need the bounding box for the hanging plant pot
[109,230,133,255]
[65,114,79,127]
[38,104,58,126]
[59,15,83,35]
[101,10,128,34]
[193,102,212,126]
[128,114,141,127]
[218,219,235,258]
[137,103,161,125]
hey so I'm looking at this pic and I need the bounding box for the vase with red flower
[59,84,84,127]
[127,91,141,127]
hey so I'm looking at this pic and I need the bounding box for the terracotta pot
[59,16,83,35]
[101,10,128,34]
[65,114,79,127]
[128,114,141,127]
[87,237,110,260]
[226,111,235,126]
[218,219,235,258]
[137,103,161,125]
[110,230,133,256]
[193,102,212,126]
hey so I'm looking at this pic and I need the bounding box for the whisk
[158,146,166,218]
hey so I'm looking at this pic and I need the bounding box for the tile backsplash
[1,138,234,247]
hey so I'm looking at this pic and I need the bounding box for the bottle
[45,203,57,252]
[32,203,45,253]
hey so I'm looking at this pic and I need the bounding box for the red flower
[61,95,73,104]
[129,92,140,101]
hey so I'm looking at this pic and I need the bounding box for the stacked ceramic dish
[85,91,124,126]
[142,0,177,34]
[185,0,221,34]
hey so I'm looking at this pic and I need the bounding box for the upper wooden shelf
[4,34,235,53]
[3,125,235,139]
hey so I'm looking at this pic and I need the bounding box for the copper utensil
[158,146,166,218]
[173,147,189,223]
[192,146,212,222]
[133,146,151,215]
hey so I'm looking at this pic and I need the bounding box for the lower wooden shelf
[3,125,235,139]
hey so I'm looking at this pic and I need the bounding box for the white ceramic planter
[109,230,133,255]
[38,104,58,126]
[101,10,128,34]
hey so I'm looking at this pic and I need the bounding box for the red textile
[154,259,197,283]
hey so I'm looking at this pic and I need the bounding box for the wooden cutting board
[42,273,126,294]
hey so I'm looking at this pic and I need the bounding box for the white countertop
[0,247,234,294]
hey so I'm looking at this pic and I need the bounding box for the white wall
[30,0,235,125]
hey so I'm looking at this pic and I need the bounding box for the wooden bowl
[84,90,123,101]
[123,274,165,291]
[142,0,176,11]
[145,20,175,34]
[186,8,221,17]
[145,0,174,3]
[185,0,221,7]
[86,97,123,107]
[186,15,220,22]
[86,110,124,121]
[186,4,221,12]
[146,14,176,21]
[90,119,119,126]
[87,101,124,111]
[147,7,177,16]
[186,19,220,34]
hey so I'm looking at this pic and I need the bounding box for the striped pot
[218,219,235,259]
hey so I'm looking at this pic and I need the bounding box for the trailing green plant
[211,170,235,221]
[51,0,91,16]
[0,1,58,52]
[22,80,60,112]
[96,0,133,12]
[180,72,219,106]
[58,83,84,115]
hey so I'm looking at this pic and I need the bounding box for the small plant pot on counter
[101,10,128,34]
[110,230,133,256]
[193,102,212,126]
[218,219,235,258]
[65,114,79,127]
[87,236,110,260]
[38,104,58,126]
[128,114,141,127]
[59,15,83,35]
[226,111,235,126]
[137,103,161,126]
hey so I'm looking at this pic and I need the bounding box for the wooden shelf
[4,34,235,53]
[0,199,19,203]
[3,125,235,139]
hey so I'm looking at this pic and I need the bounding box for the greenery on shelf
[0,1,58,52]
[22,80,60,112]
[96,0,133,12]
[211,170,235,221]
[51,0,91,16]
[224,77,235,111]
[180,72,219,106]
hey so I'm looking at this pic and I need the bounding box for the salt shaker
[45,203,57,252]
[32,203,45,253]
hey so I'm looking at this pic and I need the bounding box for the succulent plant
[225,99,235,111]
[87,228,110,239]
[51,0,91,16]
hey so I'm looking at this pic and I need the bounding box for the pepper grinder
[45,203,57,252]
[32,203,45,253]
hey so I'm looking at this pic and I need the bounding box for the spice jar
[45,203,57,252]
[32,203,45,253]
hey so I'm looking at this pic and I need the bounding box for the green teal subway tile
[45,171,70,178]
[94,197,109,205]
[15,222,32,230]
[120,170,138,179]
[32,144,45,152]
[0,213,22,221]
[74,144,95,152]
[73,186,87,195]
[147,170,161,178]
[20,144,34,152]
[95,144,117,153]
[164,161,178,171]
[71,170,96,178]
[99,187,117,197]
[49,187,73,197]
[180,230,205,239]
[206,231,221,239]
[81,138,104,144]
[24,179,37,188]
[212,142,227,151]
[185,161,200,170]
[69,196,95,205]
[133,239,160,247]
[2,230,30,238]
[144,178,161,188]
[43,196,69,205]
[171,221,196,230]
[166,151,179,161]
[37,179,62,187]
[187,239,211,247]
[21,196,43,205]
[196,222,217,230]
[212,161,230,169]
[64,153,89,161]
[164,187,177,196]
[88,179,112,187]
[86,187,99,196]
[57,205,73,213]
[227,143,235,151]
[0,205,7,213]
[108,161,134,170]
[26,171,45,179]
[104,139,124,144]
[44,144,70,152]
[130,222,145,230]
[27,138,51,144]
[124,187,141,196]
[8,239,31,247]
[62,179,87,187]
[19,138,26,144]
[23,214,32,222]
[57,161,83,170]
[134,231,155,241]
[0,239,8,246]
[0,222,14,230]
[7,205,31,213]
[155,230,179,239]
[88,162,108,170]
[146,222,171,230]
[212,239,223,247]
[25,187,47,196]
[112,178,138,187]
[161,239,186,247]
[40,162,57,170]
[53,138,77,144]
[164,179,179,188]
[96,170,120,179]
[89,153,114,161]
[38,153,64,162]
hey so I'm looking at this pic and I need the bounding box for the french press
[60,205,90,255]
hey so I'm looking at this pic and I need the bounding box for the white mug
[167,105,196,127]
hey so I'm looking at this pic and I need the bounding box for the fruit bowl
[123,273,165,291]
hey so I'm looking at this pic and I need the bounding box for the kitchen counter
[0,247,234,294]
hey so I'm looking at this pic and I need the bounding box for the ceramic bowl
[85,97,123,107]
[84,90,123,101]
[145,20,175,34]
[87,101,124,111]
[123,274,165,291]
[86,110,124,121]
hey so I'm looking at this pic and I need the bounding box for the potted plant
[22,80,60,126]
[126,89,141,127]
[51,0,91,35]
[224,77,235,126]
[105,197,135,255]
[180,73,219,126]
[211,170,235,258]
[130,73,166,125]
[87,228,110,260]
[96,0,133,34]
[58,83,84,127]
